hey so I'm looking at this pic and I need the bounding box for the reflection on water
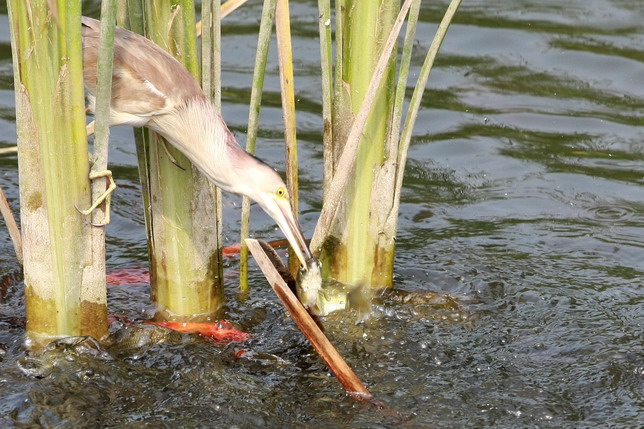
[0,0,642,426]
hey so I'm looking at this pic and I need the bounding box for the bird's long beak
[268,197,312,269]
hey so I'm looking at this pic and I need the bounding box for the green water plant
[7,0,109,346]
[126,0,224,320]
[311,0,462,289]
[200,0,226,301]
[239,0,277,291]
[275,0,300,274]
[239,0,305,290]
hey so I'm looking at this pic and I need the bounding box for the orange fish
[146,320,251,343]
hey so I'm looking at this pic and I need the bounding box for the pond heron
[80,17,315,271]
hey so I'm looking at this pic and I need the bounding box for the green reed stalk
[117,0,128,26]
[196,0,251,36]
[386,0,420,160]
[91,0,117,227]
[123,1,155,277]
[390,0,463,225]
[317,0,333,195]
[312,0,461,290]
[142,0,224,320]
[200,0,225,301]
[312,0,408,285]
[366,0,420,286]
[275,0,300,274]
[85,0,117,340]
[328,0,400,287]
[239,0,277,292]
[330,0,344,176]
[126,0,145,32]
[7,0,108,347]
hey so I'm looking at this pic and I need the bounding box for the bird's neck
[147,97,247,192]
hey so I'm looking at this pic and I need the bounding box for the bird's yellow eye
[275,187,287,198]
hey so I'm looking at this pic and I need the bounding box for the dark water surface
[0,1,642,427]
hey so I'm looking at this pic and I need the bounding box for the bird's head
[232,154,313,270]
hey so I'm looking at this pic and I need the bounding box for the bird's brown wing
[81,17,203,117]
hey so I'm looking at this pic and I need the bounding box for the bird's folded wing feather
[81,17,204,118]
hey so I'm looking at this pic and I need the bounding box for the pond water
[0,0,642,427]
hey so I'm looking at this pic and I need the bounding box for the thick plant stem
[313,0,460,290]
[143,0,223,320]
[366,0,421,287]
[311,0,411,256]
[313,0,421,287]
[335,0,400,287]
[7,0,107,347]
[239,0,277,292]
